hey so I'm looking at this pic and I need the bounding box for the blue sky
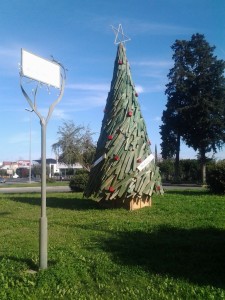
[0,0,225,162]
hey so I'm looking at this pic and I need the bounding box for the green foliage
[179,159,201,183]
[0,191,224,299]
[0,169,7,176]
[65,168,75,176]
[31,164,50,177]
[52,121,96,171]
[69,169,89,192]
[160,121,179,160]
[159,159,202,183]
[207,160,225,194]
[158,159,175,181]
[161,33,225,183]
[180,34,225,156]
[16,167,29,178]
[46,177,56,183]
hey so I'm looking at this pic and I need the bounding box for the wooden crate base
[99,197,152,210]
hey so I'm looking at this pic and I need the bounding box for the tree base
[99,196,152,211]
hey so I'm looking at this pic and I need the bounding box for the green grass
[0,190,224,299]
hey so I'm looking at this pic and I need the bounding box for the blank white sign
[21,49,61,89]
[137,154,154,171]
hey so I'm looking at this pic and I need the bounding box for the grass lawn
[0,190,224,299]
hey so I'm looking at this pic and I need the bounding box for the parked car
[0,177,6,183]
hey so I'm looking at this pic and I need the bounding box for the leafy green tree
[16,168,29,178]
[162,34,225,184]
[161,39,189,180]
[31,164,50,178]
[160,109,181,180]
[0,169,7,177]
[52,121,96,171]
[181,34,225,184]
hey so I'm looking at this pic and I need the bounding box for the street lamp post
[25,108,33,184]
[20,49,66,270]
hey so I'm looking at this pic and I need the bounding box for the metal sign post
[25,108,33,184]
[20,49,66,270]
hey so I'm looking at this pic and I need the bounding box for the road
[162,183,204,190]
[0,185,71,193]
[0,182,204,194]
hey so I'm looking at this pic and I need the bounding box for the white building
[49,162,83,178]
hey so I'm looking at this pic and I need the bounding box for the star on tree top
[111,24,131,45]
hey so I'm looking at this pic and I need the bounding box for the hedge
[69,170,89,192]
[207,160,225,194]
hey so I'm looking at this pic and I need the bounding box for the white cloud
[8,130,38,144]
[135,85,144,93]
[60,82,110,112]
[0,46,18,59]
[153,116,161,122]
[132,60,172,68]
[65,82,145,111]
[146,84,166,93]
[8,132,28,144]
[63,93,107,111]
[128,20,194,36]
[0,45,20,75]
[131,57,170,87]
[51,108,70,120]
[66,83,109,92]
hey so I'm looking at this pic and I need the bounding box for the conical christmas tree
[85,43,163,209]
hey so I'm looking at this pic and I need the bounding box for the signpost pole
[39,119,47,269]
[20,49,66,270]
[25,108,33,183]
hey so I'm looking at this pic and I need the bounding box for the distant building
[0,158,83,178]
[0,160,30,177]
[17,160,30,167]
[49,162,83,178]
[33,158,83,178]
[1,161,18,171]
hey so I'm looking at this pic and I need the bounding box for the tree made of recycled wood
[85,43,163,210]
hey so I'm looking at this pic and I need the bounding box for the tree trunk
[155,144,158,165]
[174,133,180,182]
[202,163,206,185]
[200,149,206,185]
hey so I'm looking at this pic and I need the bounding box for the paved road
[0,183,204,194]
[0,186,71,193]
[162,183,204,190]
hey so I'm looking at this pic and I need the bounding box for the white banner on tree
[137,154,154,171]
[92,154,106,167]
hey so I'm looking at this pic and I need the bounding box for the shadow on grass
[0,212,11,216]
[6,194,99,211]
[0,255,56,271]
[100,226,225,289]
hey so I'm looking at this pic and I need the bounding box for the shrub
[207,160,225,194]
[69,169,89,192]
[179,159,201,183]
[158,159,174,181]
[0,169,7,176]
[46,177,56,183]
